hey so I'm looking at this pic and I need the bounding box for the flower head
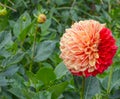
[60,20,118,77]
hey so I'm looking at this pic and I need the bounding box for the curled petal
[60,20,118,77]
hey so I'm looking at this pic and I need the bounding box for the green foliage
[34,40,56,62]
[47,81,68,99]
[54,62,69,79]
[0,0,120,99]
[36,67,56,85]
[84,77,101,99]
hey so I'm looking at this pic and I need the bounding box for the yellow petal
[94,53,99,58]
[88,67,95,72]
[89,59,96,66]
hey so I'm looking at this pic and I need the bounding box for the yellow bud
[22,16,26,21]
[0,8,7,16]
[37,14,46,23]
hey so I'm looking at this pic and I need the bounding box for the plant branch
[0,2,17,12]
[70,0,76,11]
[29,27,37,72]
[32,30,37,59]
[107,65,114,94]
[8,0,15,5]
[81,76,85,99]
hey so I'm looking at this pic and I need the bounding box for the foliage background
[0,0,120,99]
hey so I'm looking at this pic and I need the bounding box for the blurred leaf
[9,20,16,28]
[9,80,35,99]
[8,87,26,99]
[110,69,120,90]
[95,5,101,12]
[70,10,79,21]
[0,31,13,50]
[101,76,108,90]
[33,91,51,99]
[49,52,62,66]
[18,20,35,41]
[13,12,31,37]
[0,48,11,58]
[63,91,79,99]
[53,0,70,6]
[36,67,56,85]
[102,69,120,92]
[41,19,51,33]
[0,65,19,77]
[31,0,41,4]
[61,11,70,22]
[84,77,101,99]
[39,19,52,37]
[0,17,9,31]
[2,52,25,67]
[34,40,56,62]
[102,10,112,22]
[0,90,13,99]
[26,71,43,89]
[109,89,120,99]
[47,81,68,99]
[54,62,68,79]
[0,77,9,86]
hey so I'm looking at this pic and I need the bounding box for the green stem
[32,28,37,59]
[107,65,114,94]
[108,0,111,13]
[29,62,32,72]
[29,27,37,72]
[81,76,85,99]
[0,2,17,12]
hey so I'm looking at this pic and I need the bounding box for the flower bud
[22,16,26,21]
[0,8,7,16]
[37,14,46,23]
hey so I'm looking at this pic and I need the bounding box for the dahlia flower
[60,20,118,77]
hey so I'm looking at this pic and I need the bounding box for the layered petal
[60,20,117,77]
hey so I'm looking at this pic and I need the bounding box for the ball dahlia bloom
[60,20,118,77]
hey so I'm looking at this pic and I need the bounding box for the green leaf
[0,90,13,99]
[102,69,120,92]
[36,67,56,85]
[47,81,68,99]
[33,91,51,99]
[54,0,69,6]
[102,76,108,90]
[0,65,19,77]
[103,69,120,91]
[0,31,13,50]
[54,62,68,79]
[2,51,25,67]
[18,20,35,41]
[109,89,120,99]
[63,91,79,99]
[13,12,31,37]
[40,19,51,37]
[26,71,44,89]
[0,17,9,32]
[8,87,26,99]
[41,19,51,33]
[34,40,56,62]
[0,77,9,86]
[0,48,11,58]
[110,69,120,89]
[84,77,101,99]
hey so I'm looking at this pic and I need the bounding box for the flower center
[82,41,99,72]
